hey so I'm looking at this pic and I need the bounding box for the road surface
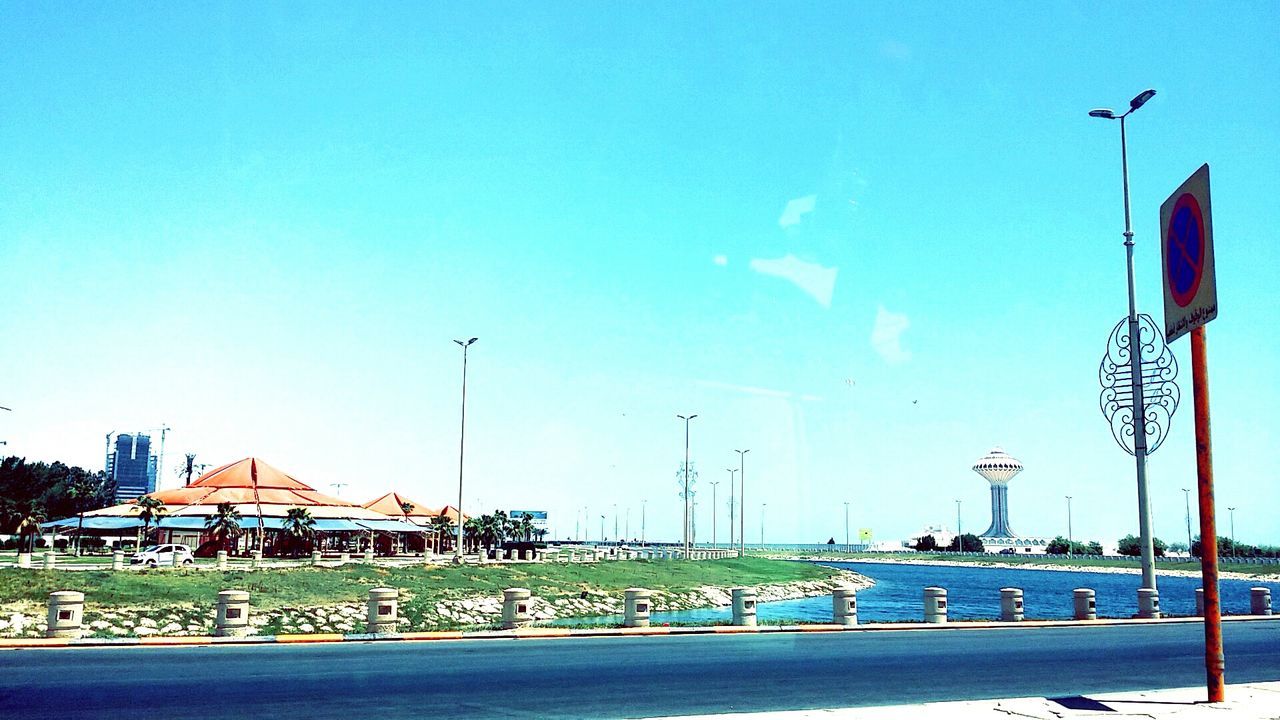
[2,621,1278,718]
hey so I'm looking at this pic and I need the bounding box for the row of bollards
[40,584,1274,639]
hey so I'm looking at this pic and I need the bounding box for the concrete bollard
[311,550,322,565]
[367,587,399,634]
[339,551,350,565]
[731,587,757,627]
[502,588,533,629]
[216,551,228,570]
[1251,587,1273,616]
[112,550,124,571]
[171,551,182,568]
[1000,587,1024,622]
[923,586,948,624]
[1195,588,1205,617]
[832,586,858,627]
[216,590,251,637]
[46,591,84,638]
[624,588,652,628]
[363,548,375,564]
[1138,588,1160,619]
[251,550,263,569]
[1074,588,1097,620]
[43,552,56,570]
[17,552,31,569]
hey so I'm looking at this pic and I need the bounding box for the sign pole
[1191,325,1224,701]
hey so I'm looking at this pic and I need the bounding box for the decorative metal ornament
[1099,313,1180,455]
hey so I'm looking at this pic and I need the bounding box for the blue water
[594,562,1280,625]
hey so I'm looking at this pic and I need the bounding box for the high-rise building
[108,433,157,503]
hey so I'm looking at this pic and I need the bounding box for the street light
[600,515,605,545]
[613,503,618,546]
[1064,491,1075,556]
[1227,507,1236,558]
[955,499,962,553]
[677,414,698,556]
[1090,88,1161,592]
[709,480,720,548]
[843,501,850,552]
[641,500,647,546]
[760,503,766,546]
[727,468,738,549]
[453,337,478,563]
[1182,488,1193,556]
[735,449,750,554]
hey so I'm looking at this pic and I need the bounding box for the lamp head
[1129,88,1156,111]
[1088,108,1116,119]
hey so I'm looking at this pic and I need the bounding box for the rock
[134,626,157,636]
[90,620,109,630]
[139,618,157,627]
[298,623,314,633]
[160,623,183,634]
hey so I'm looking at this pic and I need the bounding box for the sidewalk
[647,682,1280,719]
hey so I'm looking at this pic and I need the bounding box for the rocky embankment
[0,569,872,638]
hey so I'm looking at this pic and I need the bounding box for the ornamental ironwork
[1099,313,1180,455]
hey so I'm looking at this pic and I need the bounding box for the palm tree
[516,514,535,542]
[399,501,414,519]
[15,502,46,554]
[68,476,96,556]
[135,496,166,549]
[463,517,481,553]
[205,502,243,556]
[430,512,453,553]
[280,507,317,557]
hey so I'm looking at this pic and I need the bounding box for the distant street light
[709,481,720,548]
[641,500,647,546]
[844,501,850,552]
[1227,507,1236,557]
[955,499,962,553]
[727,468,738,549]
[678,414,698,556]
[600,514,605,545]
[613,503,618,546]
[760,503,766,546]
[1090,88,1166,593]
[453,337,478,562]
[1064,497,1075,558]
[1182,488,1193,555]
[735,449,750,554]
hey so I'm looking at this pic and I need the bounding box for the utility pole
[453,337,478,563]
[735,449,750,555]
[1066,496,1074,557]
[1182,488,1193,555]
[678,414,698,556]
[641,500,647,546]
[955,499,962,553]
[727,468,738,549]
[760,503,766,546]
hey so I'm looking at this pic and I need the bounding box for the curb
[2,614,1274,651]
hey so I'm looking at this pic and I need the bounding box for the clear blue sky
[2,2,1277,547]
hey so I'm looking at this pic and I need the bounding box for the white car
[130,544,194,567]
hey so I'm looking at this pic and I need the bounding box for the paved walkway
[650,683,1280,719]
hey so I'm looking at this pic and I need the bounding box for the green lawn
[0,557,838,610]
[759,550,1280,576]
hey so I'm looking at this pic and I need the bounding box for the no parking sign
[1160,164,1217,343]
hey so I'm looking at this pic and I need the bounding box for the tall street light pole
[613,503,618,545]
[677,414,698,556]
[1090,88,1159,591]
[735,449,750,555]
[641,500,647,546]
[452,337,478,563]
[709,481,719,548]
[1227,507,1236,557]
[1066,496,1074,557]
[1182,488,1194,555]
[760,503,766,546]
[844,501,850,552]
[727,468,738,549]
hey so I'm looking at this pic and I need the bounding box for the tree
[1047,536,1104,555]
[205,502,243,555]
[67,474,97,555]
[430,513,453,553]
[12,501,46,554]
[399,501,414,519]
[515,513,535,542]
[1117,534,1167,557]
[463,518,481,553]
[280,507,317,556]
[913,534,938,552]
[945,533,984,553]
[135,496,166,548]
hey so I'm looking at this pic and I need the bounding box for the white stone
[139,618,158,627]
[298,623,314,633]
[160,623,183,634]
[134,626,157,635]
[90,620,110,630]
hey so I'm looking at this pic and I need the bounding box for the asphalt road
[2,621,1278,719]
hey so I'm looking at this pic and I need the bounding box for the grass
[759,550,1280,576]
[0,557,838,610]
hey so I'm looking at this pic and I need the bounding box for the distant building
[108,433,157,503]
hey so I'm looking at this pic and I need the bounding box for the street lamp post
[735,449,750,554]
[844,501,850,552]
[709,481,719,548]
[955,499,962,553]
[1090,88,1161,592]
[760,503,766,546]
[600,515,605,545]
[678,414,698,556]
[641,500,647,546]
[1183,488,1193,555]
[613,503,618,546]
[1066,496,1074,557]
[452,337,478,562]
[1227,507,1236,558]
[727,468,738,549]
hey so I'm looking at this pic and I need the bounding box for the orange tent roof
[362,492,435,517]
[145,457,367,512]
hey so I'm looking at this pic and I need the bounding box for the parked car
[130,544,194,567]
[998,548,1018,555]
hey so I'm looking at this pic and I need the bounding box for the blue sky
[2,2,1278,547]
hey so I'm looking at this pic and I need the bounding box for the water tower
[972,447,1023,538]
